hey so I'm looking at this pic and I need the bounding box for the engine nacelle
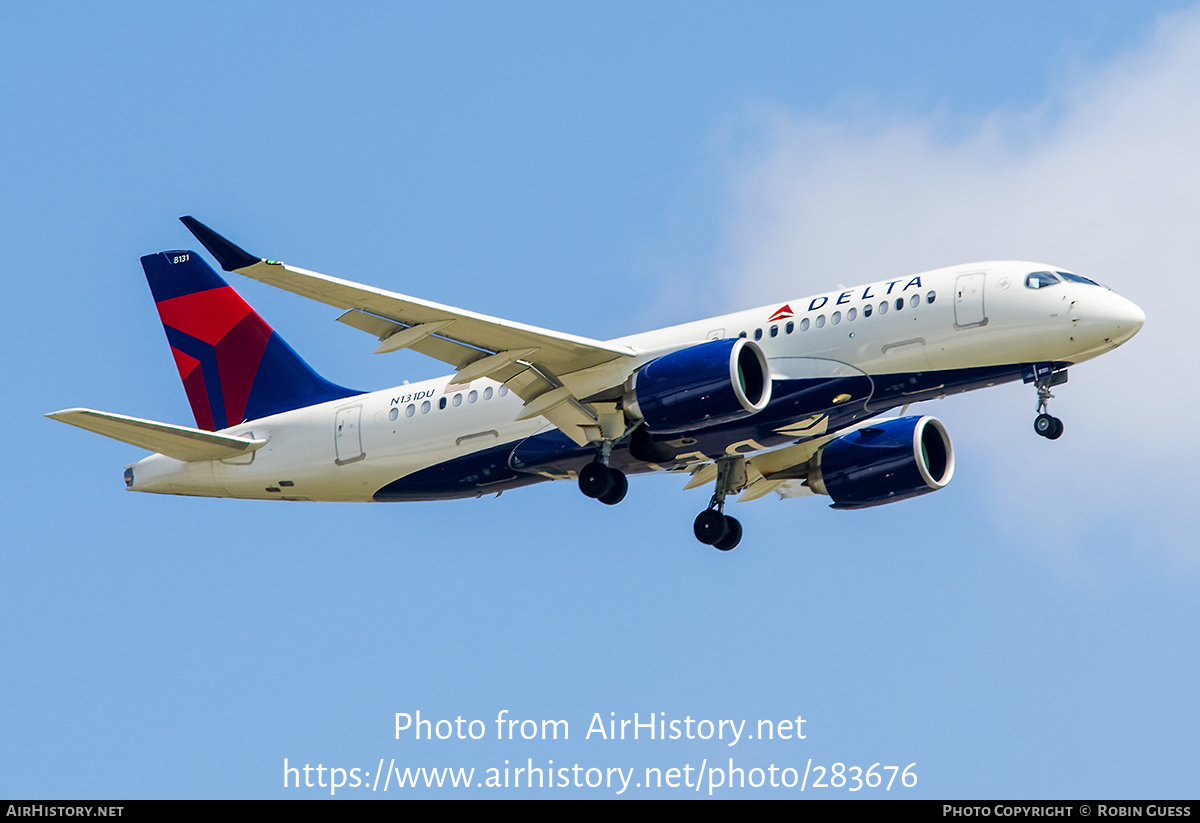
[626,338,771,434]
[808,416,954,509]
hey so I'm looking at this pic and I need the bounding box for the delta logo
[768,304,793,323]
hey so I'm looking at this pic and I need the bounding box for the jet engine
[807,416,954,508]
[625,338,771,434]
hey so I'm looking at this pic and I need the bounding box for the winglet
[179,216,260,272]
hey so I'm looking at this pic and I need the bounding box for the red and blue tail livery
[141,250,359,431]
[48,217,1144,551]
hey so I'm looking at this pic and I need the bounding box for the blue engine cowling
[626,338,772,434]
[807,416,954,509]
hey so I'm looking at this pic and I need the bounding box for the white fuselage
[127,261,1144,501]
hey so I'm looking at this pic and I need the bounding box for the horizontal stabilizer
[46,408,267,462]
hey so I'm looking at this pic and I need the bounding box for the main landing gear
[577,440,628,506]
[1033,372,1067,440]
[693,456,746,551]
[575,433,745,552]
[694,508,742,551]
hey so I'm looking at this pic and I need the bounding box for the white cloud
[711,8,1200,574]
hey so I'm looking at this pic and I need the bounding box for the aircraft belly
[506,362,1041,483]
[168,361,1045,503]
[373,440,548,501]
[508,374,876,478]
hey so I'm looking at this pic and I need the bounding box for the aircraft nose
[1103,292,1145,346]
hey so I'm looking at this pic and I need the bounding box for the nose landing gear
[1033,371,1067,440]
[1034,412,1063,440]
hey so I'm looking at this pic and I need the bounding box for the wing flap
[47,408,267,462]
[406,334,486,369]
[336,308,401,339]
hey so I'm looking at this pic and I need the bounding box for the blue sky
[3,2,1198,798]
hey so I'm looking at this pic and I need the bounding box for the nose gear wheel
[1033,373,1066,440]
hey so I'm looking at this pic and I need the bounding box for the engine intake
[626,338,771,434]
[808,416,954,509]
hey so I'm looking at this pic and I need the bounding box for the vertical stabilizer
[141,250,359,431]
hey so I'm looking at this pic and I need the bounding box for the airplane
[47,217,1145,550]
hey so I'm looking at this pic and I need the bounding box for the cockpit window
[1025,271,1061,289]
[1057,271,1102,287]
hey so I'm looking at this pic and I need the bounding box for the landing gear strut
[578,440,627,505]
[694,456,745,551]
[1033,373,1066,440]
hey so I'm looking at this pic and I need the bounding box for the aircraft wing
[181,217,639,444]
[683,417,889,502]
[682,438,824,502]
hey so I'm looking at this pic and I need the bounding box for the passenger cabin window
[1025,271,1061,289]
